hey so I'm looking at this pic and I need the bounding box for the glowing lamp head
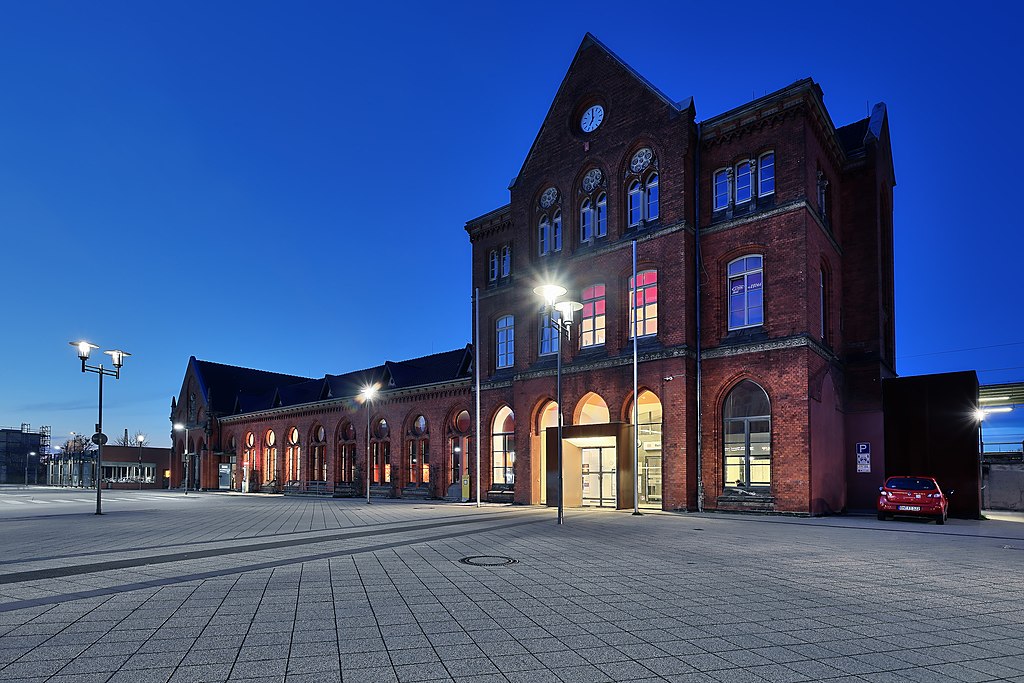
[173,423,186,432]
[533,284,567,307]
[360,385,378,401]
[554,300,584,323]
[104,349,130,368]
[70,340,99,361]
[974,409,986,422]
[136,434,146,444]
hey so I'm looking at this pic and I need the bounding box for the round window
[375,419,389,439]
[342,423,356,441]
[413,415,427,436]
[246,432,255,448]
[316,425,326,442]
[288,427,299,445]
[455,410,471,434]
[266,430,276,447]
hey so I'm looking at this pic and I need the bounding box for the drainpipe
[694,121,705,513]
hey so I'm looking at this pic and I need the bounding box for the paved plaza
[0,487,1022,683]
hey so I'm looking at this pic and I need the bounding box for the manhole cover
[459,556,518,567]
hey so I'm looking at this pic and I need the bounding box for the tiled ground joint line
[0,515,551,614]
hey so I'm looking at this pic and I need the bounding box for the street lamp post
[361,385,378,504]
[69,341,130,516]
[137,433,145,491]
[26,451,35,488]
[534,284,582,526]
[173,423,188,495]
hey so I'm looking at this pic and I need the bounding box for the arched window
[285,427,300,482]
[243,432,256,488]
[539,216,550,255]
[628,180,643,226]
[311,425,327,482]
[552,211,562,252]
[491,407,515,490]
[496,315,514,369]
[449,410,472,488]
[723,380,771,489]
[500,245,511,277]
[371,418,391,485]
[647,173,659,220]
[713,169,730,210]
[727,255,763,330]
[337,422,356,484]
[758,151,775,196]
[580,199,593,242]
[575,393,609,425]
[263,430,277,485]
[735,161,752,204]
[488,250,498,282]
[629,269,658,338]
[407,415,429,486]
[580,284,606,348]
[596,192,607,237]
[629,390,663,505]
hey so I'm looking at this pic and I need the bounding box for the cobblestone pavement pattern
[1,487,1023,682]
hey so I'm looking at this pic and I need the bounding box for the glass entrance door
[581,447,616,507]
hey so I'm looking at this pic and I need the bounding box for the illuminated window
[285,427,300,482]
[337,422,356,484]
[491,406,515,490]
[580,284,606,348]
[629,270,658,338]
[728,255,763,330]
[723,380,771,489]
[496,315,514,369]
[371,419,390,485]
[311,425,326,481]
[263,430,277,485]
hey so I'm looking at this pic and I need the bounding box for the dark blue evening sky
[1,1,1021,448]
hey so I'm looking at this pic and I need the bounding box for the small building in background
[0,424,49,484]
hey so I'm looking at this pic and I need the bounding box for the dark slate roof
[195,346,473,418]
[836,117,870,155]
[192,358,313,415]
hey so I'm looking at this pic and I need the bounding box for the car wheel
[877,511,886,521]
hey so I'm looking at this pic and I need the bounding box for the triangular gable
[511,33,691,190]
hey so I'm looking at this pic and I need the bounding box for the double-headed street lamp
[360,385,378,504]
[534,284,582,526]
[69,340,130,515]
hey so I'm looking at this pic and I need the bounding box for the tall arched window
[407,415,429,486]
[311,425,327,481]
[263,430,277,485]
[243,432,256,489]
[575,393,609,425]
[552,211,562,252]
[491,407,515,490]
[496,315,514,369]
[539,310,559,356]
[723,380,771,489]
[627,148,658,227]
[539,216,550,255]
[580,199,593,242]
[630,390,663,506]
[338,422,356,484]
[285,427,300,482]
[629,269,659,338]
[728,255,763,330]
[449,410,472,488]
[371,418,391,485]
[596,192,607,237]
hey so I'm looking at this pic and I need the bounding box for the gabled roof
[190,358,313,415]
[196,345,474,419]
[511,33,692,190]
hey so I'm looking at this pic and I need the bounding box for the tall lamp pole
[361,385,378,504]
[534,284,582,526]
[137,433,145,491]
[69,341,130,516]
[26,451,36,488]
[173,423,189,495]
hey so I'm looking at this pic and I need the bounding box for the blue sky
[1,1,1021,449]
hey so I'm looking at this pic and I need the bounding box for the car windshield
[885,477,937,491]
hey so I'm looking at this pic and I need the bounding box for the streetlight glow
[533,284,567,306]
[70,340,99,361]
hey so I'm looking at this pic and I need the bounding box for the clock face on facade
[580,104,604,133]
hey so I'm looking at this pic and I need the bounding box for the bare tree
[114,430,151,447]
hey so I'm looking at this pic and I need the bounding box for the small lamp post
[137,433,146,491]
[69,340,130,515]
[173,423,189,495]
[361,385,378,504]
[534,284,582,525]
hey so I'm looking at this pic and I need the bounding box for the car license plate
[898,505,921,511]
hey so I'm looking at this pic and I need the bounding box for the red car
[877,476,950,524]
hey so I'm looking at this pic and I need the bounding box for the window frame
[580,284,606,348]
[713,169,730,211]
[488,250,498,282]
[495,315,515,369]
[727,255,764,331]
[734,161,752,204]
[722,380,772,490]
[538,216,550,256]
[629,269,659,339]
[539,310,559,356]
[500,245,511,277]
[758,151,775,196]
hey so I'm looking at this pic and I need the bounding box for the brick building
[172,34,895,515]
